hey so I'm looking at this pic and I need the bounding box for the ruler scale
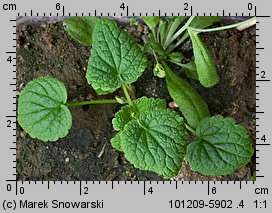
[1,0,271,212]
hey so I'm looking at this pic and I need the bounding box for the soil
[16,17,256,181]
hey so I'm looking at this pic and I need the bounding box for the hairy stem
[66,99,118,107]
[188,17,256,33]
[122,84,132,105]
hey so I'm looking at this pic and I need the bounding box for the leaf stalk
[188,17,256,33]
[185,123,196,135]
[122,84,132,105]
[66,99,118,107]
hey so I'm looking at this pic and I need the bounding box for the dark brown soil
[16,17,255,181]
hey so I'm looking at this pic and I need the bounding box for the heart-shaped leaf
[18,76,72,142]
[121,109,188,178]
[185,115,254,175]
[111,97,187,178]
[87,19,147,95]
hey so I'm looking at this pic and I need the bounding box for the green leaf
[141,16,160,34]
[112,105,133,131]
[111,97,188,178]
[188,29,219,87]
[190,16,221,29]
[120,109,188,178]
[150,41,165,55]
[181,61,198,80]
[159,20,168,44]
[168,52,184,64]
[185,115,254,175]
[64,17,98,46]
[86,19,147,95]
[164,16,186,47]
[111,132,123,152]
[18,76,72,142]
[172,60,198,80]
[164,62,210,128]
[168,53,198,80]
[169,57,198,80]
[112,97,166,131]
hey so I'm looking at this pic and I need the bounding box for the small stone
[20,131,27,138]
[169,101,178,108]
[236,166,249,179]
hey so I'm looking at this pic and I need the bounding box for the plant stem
[122,84,132,105]
[188,17,256,33]
[66,99,118,107]
[169,60,185,68]
[185,123,196,135]
[152,49,159,64]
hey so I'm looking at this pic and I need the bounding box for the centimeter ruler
[0,0,271,212]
